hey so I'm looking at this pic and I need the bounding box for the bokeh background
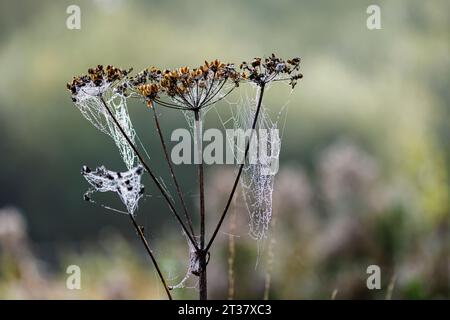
[0,0,448,299]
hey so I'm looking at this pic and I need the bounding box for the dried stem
[99,96,198,250]
[331,289,338,300]
[128,213,172,300]
[206,84,266,252]
[194,109,207,300]
[151,104,196,237]
[386,274,397,300]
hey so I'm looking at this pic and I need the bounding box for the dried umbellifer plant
[66,54,302,300]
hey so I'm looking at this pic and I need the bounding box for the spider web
[81,165,145,215]
[214,83,292,241]
[73,84,137,170]
[168,235,201,290]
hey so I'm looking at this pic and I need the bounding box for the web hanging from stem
[74,84,137,170]
[81,165,145,215]
[214,83,293,241]
[168,235,203,290]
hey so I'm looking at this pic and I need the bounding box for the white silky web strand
[214,84,291,241]
[81,165,145,215]
[74,85,137,170]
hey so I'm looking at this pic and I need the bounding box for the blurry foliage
[0,0,448,299]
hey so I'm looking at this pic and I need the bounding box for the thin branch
[201,79,227,106]
[128,213,173,300]
[179,92,195,109]
[195,79,201,107]
[154,99,186,110]
[198,71,216,107]
[203,85,236,108]
[194,109,207,300]
[205,84,266,252]
[194,110,205,249]
[99,96,199,250]
[151,103,196,236]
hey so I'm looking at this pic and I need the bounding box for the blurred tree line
[0,0,448,299]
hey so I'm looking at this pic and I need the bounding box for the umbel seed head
[66,64,131,98]
[66,55,302,107]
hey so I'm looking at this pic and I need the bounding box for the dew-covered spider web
[73,84,137,170]
[168,234,202,290]
[81,165,145,215]
[214,83,293,241]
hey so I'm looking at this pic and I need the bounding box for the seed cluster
[136,83,160,107]
[66,65,131,98]
[240,54,302,88]
[129,60,241,110]
[159,60,240,96]
[67,55,303,106]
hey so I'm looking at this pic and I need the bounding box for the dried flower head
[130,60,241,111]
[66,65,131,101]
[66,65,137,169]
[240,54,302,88]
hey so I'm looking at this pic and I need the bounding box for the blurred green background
[0,0,448,299]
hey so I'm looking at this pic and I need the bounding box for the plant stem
[128,213,172,300]
[205,84,266,252]
[151,104,196,237]
[100,96,198,250]
[194,109,207,300]
[199,251,207,300]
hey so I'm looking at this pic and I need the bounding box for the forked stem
[99,96,198,250]
[151,104,196,237]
